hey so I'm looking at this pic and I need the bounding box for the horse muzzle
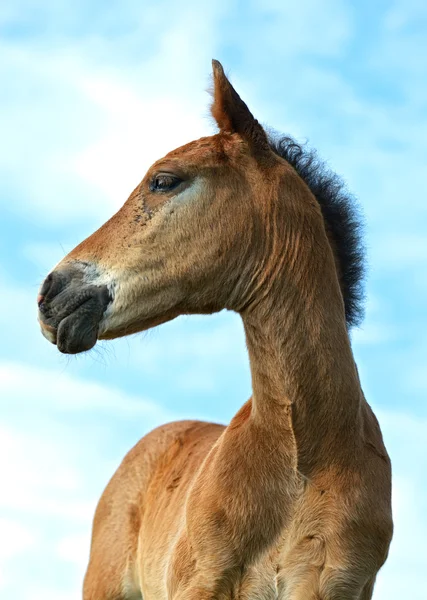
[38,265,112,354]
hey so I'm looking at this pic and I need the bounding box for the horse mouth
[39,320,58,345]
[38,272,112,354]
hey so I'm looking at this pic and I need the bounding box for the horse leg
[83,559,142,600]
[83,500,142,600]
[81,448,149,600]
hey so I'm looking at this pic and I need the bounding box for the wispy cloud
[1,1,426,599]
[0,0,228,224]
[0,360,173,599]
[375,409,427,600]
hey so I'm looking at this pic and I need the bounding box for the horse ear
[211,59,271,158]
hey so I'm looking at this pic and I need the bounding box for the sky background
[0,0,426,598]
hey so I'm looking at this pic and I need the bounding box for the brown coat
[38,61,392,599]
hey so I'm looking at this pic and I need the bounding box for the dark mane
[269,135,366,328]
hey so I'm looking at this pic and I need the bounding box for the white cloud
[0,518,37,591]
[0,358,174,599]
[1,2,426,598]
[0,359,174,525]
[1,370,425,599]
[127,313,249,387]
[57,532,90,571]
[24,588,77,600]
[0,361,172,417]
[0,518,36,559]
[374,409,427,600]
[0,271,249,405]
[70,87,207,212]
[0,0,229,225]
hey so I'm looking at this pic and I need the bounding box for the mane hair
[269,134,366,328]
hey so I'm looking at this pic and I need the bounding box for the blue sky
[0,0,426,598]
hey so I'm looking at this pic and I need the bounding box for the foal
[38,61,392,599]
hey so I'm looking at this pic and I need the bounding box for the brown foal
[38,60,392,599]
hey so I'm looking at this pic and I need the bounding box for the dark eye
[150,173,182,193]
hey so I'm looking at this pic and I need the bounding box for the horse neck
[240,211,362,477]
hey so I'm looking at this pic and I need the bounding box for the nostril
[39,272,53,302]
[38,271,66,307]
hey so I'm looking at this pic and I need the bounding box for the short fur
[38,60,392,600]
[269,135,365,328]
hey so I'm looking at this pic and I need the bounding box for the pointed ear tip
[211,59,224,77]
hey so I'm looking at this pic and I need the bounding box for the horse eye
[150,174,182,192]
